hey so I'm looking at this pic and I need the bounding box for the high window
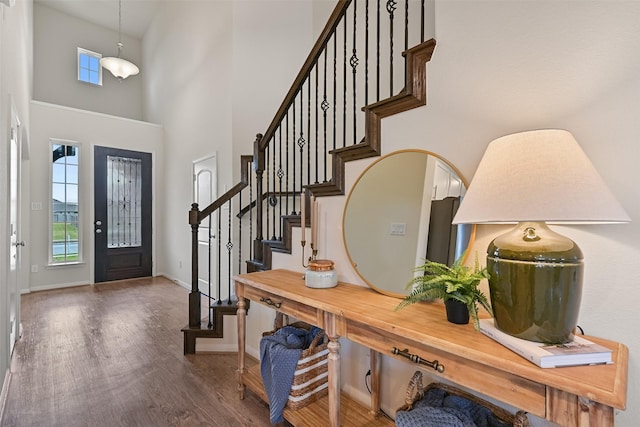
[77,47,102,86]
[51,141,80,264]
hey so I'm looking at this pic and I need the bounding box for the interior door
[94,146,152,283]
[8,105,22,357]
[193,155,217,297]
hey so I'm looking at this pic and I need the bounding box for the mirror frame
[342,149,476,298]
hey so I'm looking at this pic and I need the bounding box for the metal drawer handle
[259,297,282,309]
[392,347,445,373]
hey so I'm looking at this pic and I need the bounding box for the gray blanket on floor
[395,387,512,427]
[260,325,322,424]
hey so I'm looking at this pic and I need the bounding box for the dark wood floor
[1,277,274,427]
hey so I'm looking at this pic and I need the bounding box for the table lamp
[452,129,630,343]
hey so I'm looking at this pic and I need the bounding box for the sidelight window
[51,141,80,263]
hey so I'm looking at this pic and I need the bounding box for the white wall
[28,101,163,290]
[143,1,234,285]
[33,4,143,121]
[231,1,314,161]
[0,0,32,398]
[143,1,315,287]
[266,1,640,425]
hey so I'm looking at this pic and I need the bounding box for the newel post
[253,134,265,259]
[189,203,201,328]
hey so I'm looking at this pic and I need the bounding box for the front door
[94,146,152,282]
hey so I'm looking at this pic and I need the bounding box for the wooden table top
[235,268,628,410]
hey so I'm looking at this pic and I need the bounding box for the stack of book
[479,319,612,368]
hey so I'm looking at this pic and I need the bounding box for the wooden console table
[234,269,628,427]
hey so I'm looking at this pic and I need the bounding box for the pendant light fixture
[100,0,139,80]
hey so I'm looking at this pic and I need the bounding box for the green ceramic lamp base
[487,222,584,344]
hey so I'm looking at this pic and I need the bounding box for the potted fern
[395,254,492,330]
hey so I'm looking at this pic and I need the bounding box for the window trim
[49,139,83,266]
[77,47,103,86]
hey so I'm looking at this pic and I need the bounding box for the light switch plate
[389,223,406,236]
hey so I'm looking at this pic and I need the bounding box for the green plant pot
[445,299,469,325]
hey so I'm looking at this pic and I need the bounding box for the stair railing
[256,0,434,253]
[185,0,436,349]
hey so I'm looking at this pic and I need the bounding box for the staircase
[183,0,436,353]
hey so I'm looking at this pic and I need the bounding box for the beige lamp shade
[452,129,630,225]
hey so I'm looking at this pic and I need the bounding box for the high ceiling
[35,0,162,39]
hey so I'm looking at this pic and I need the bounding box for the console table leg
[327,337,341,427]
[370,349,381,416]
[547,389,614,427]
[237,296,247,400]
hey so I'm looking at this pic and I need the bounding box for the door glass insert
[107,155,142,248]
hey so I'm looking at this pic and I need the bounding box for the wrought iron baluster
[307,72,311,187]
[332,30,338,163]
[365,0,369,106]
[216,208,221,305]
[292,95,297,215]
[276,128,283,240]
[298,83,306,200]
[404,0,409,52]
[238,189,242,277]
[331,34,337,181]
[207,213,212,325]
[377,0,381,101]
[404,0,409,86]
[265,143,270,241]
[284,111,289,234]
[421,0,425,42]
[342,16,347,149]
[351,0,359,145]
[226,198,232,303]
[318,61,322,184]
[387,0,397,96]
[249,163,253,260]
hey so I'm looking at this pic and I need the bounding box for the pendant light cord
[117,0,123,57]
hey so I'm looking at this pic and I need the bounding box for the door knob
[95,229,102,234]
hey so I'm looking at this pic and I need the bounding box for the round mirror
[342,150,475,297]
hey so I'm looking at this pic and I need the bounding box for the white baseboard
[173,278,190,291]
[28,281,90,293]
[194,342,258,358]
[0,369,11,425]
[195,341,239,353]
[158,273,190,291]
[340,383,370,409]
